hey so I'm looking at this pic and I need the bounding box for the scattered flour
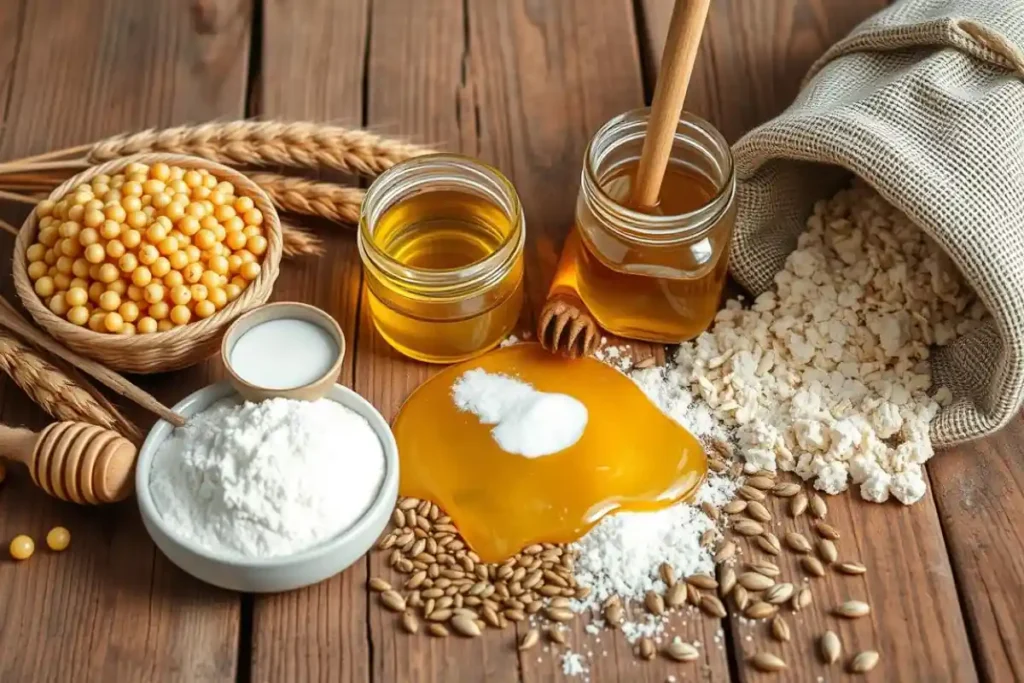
[593,340,634,373]
[561,651,589,678]
[149,397,385,559]
[452,368,588,458]
[630,365,727,443]
[570,474,738,640]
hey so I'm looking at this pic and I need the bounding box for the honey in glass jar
[359,155,525,363]
[549,108,737,343]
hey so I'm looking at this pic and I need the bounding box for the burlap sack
[731,0,1024,446]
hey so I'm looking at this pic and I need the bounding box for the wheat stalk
[1,171,366,228]
[87,121,437,177]
[281,221,324,257]
[0,331,142,443]
[250,173,363,225]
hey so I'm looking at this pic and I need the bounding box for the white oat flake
[673,182,985,504]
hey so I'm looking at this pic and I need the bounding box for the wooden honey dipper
[538,0,711,357]
[0,421,137,504]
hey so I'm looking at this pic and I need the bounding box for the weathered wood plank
[249,0,371,681]
[929,418,1024,682]
[641,0,887,143]
[0,1,250,681]
[639,1,978,682]
[467,1,730,681]
[724,485,976,683]
[359,2,525,682]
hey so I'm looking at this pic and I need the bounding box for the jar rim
[359,153,525,296]
[583,107,735,240]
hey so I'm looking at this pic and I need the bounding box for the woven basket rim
[13,153,282,355]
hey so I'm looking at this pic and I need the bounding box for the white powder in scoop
[452,369,587,457]
[150,397,384,559]
[229,318,339,390]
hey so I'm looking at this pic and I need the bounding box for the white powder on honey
[452,369,588,457]
[150,397,384,559]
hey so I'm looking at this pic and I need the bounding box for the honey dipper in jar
[540,0,725,350]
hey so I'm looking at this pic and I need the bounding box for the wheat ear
[88,121,437,177]
[0,332,142,443]
[281,221,324,257]
[249,173,363,225]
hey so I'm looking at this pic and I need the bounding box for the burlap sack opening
[730,0,1024,446]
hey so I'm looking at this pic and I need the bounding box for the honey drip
[365,189,523,363]
[393,343,707,562]
[550,162,733,342]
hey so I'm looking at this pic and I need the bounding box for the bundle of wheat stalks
[0,121,434,442]
[0,120,437,256]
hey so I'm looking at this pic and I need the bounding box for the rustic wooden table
[0,1,1021,681]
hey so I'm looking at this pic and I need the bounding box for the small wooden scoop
[537,292,600,358]
[0,421,137,504]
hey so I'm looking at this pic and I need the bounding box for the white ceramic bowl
[136,381,398,593]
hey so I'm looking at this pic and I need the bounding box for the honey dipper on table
[0,420,137,504]
[538,0,712,356]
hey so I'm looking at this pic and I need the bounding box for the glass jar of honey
[358,154,526,363]
[550,108,736,343]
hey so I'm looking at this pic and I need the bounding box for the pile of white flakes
[671,182,986,504]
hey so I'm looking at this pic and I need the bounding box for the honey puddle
[393,343,707,562]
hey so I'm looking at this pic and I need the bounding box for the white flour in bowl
[150,397,384,559]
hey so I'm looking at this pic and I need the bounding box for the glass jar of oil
[549,108,736,343]
[358,154,525,363]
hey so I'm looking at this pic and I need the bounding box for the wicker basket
[13,153,283,374]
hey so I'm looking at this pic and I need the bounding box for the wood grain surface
[0,1,1019,682]
[0,1,249,682]
[929,417,1024,683]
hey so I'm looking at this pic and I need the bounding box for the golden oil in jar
[549,109,736,343]
[372,190,509,269]
[359,155,525,363]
